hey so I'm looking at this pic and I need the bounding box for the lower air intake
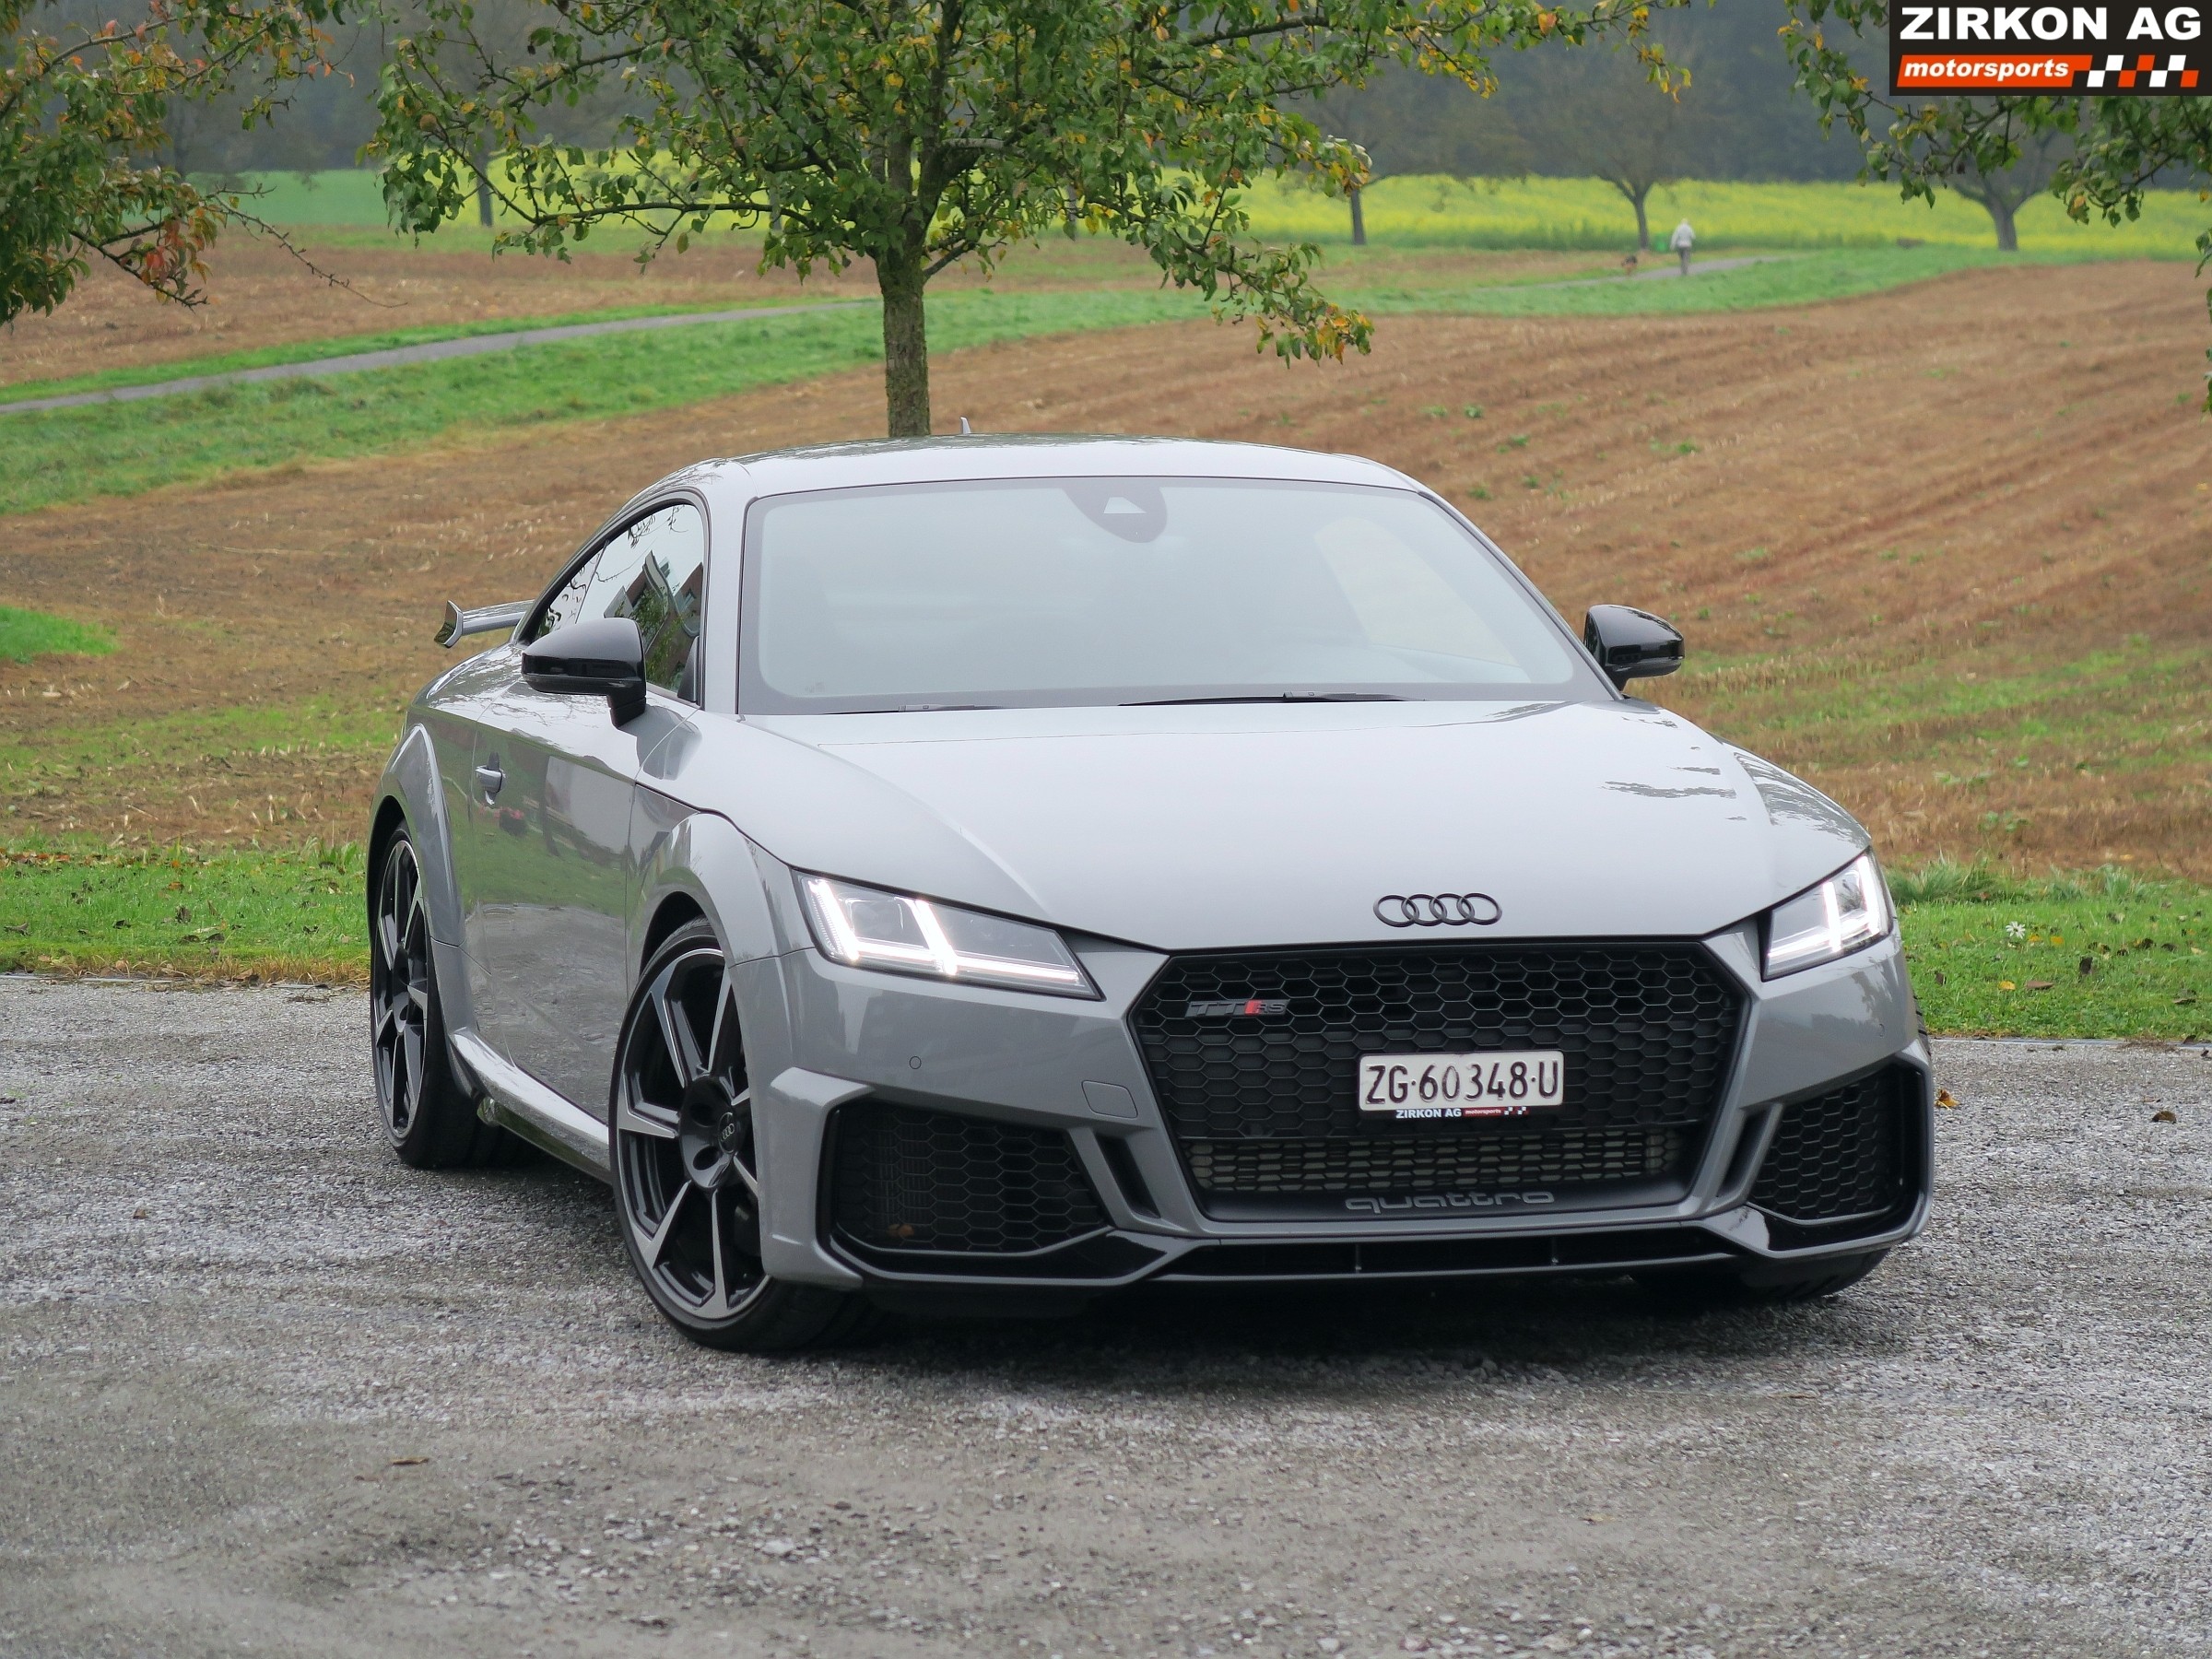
[1751,1067,1909,1226]
[1185,1126,1684,1195]
[830,1101,1107,1254]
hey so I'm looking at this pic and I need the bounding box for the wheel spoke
[708,1194,729,1312]
[399,1018,422,1094]
[705,971,736,1074]
[639,1181,690,1267]
[724,1088,760,1200]
[618,1092,679,1141]
[654,982,705,1086]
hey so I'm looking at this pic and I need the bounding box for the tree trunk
[1065,183,1079,241]
[1348,184,1367,247]
[1985,192,2018,252]
[1631,187,1651,252]
[877,249,932,438]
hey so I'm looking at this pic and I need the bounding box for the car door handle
[475,763,505,801]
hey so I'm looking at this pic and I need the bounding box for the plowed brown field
[4,258,2207,873]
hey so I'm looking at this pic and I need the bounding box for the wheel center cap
[677,1077,743,1186]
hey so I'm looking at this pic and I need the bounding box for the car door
[467,500,709,1109]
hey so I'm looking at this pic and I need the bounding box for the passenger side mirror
[1583,605,1684,692]
[523,617,648,725]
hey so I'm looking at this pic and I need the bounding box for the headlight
[1762,853,1892,979]
[798,875,1098,998]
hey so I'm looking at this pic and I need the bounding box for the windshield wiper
[826,703,1004,713]
[1121,692,1407,707]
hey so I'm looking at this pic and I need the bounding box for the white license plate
[1357,1051,1565,1120]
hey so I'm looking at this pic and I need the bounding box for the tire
[609,920,877,1352]
[371,828,512,1169]
[1638,1250,1889,1311]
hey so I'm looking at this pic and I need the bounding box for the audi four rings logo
[1374,892,1502,928]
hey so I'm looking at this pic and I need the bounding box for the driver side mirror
[1583,605,1684,692]
[523,617,648,725]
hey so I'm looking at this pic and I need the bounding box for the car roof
[655,435,1422,512]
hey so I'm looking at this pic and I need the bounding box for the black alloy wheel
[371,828,508,1168]
[611,920,875,1351]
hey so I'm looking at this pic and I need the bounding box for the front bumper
[736,915,1931,1299]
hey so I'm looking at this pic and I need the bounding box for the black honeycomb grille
[1131,945,1742,1146]
[1186,1126,1684,1195]
[1751,1068,1908,1225]
[830,1102,1107,1255]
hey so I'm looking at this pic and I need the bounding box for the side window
[529,555,599,641]
[589,503,707,699]
[527,501,708,699]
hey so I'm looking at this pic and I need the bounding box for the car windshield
[738,477,1596,713]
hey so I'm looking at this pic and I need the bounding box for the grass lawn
[2,841,367,983]
[1894,865,2209,1038]
[3,840,2203,1036]
[0,299,860,406]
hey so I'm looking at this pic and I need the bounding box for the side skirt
[449,1028,613,1181]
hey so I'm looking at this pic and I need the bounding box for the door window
[584,503,707,699]
[525,501,708,700]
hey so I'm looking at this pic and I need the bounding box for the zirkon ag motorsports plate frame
[1890,1,2206,92]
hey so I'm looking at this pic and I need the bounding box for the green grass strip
[1347,246,2112,318]
[1,841,371,982]
[1893,863,2210,1039]
[0,300,855,405]
[0,605,115,664]
[0,289,1206,516]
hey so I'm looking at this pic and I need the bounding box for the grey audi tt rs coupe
[369,436,1931,1350]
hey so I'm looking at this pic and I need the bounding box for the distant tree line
[1309,0,1873,250]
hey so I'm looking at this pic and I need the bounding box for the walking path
[0,299,875,418]
[0,258,1785,418]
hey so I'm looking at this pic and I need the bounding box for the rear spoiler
[435,599,531,649]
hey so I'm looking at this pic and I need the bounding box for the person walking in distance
[1670,218,1694,276]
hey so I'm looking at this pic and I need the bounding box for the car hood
[651,701,1867,950]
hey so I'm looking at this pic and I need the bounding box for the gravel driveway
[2,978,2206,1659]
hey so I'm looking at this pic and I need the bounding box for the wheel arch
[630,806,785,981]
[370,720,477,1035]
[641,892,707,964]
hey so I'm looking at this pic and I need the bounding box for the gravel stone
[1,978,2207,1657]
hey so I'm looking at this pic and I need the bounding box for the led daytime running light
[1762,853,1891,979]
[800,876,1094,995]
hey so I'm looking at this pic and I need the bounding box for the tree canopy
[0,0,345,326]
[369,0,1685,436]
